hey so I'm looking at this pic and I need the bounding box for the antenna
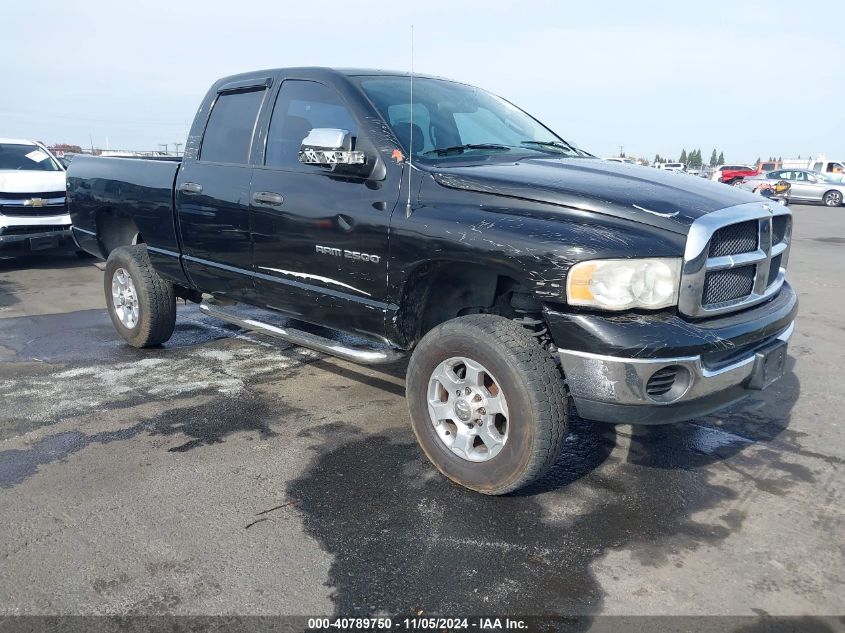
[406,24,414,216]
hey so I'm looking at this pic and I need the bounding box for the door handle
[252,191,284,206]
[179,182,203,194]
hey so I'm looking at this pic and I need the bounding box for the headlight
[567,258,682,310]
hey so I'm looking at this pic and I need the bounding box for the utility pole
[158,143,168,155]
[172,142,183,156]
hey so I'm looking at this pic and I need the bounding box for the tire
[104,245,176,347]
[406,314,568,495]
[823,190,843,207]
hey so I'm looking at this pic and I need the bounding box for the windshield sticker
[25,149,50,163]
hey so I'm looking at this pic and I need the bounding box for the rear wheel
[104,245,176,347]
[823,190,843,207]
[406,314,568,495]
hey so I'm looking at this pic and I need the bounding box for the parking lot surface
[0,205,842,619]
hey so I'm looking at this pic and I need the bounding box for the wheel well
[396,262,542,346]
[96,208,142,255]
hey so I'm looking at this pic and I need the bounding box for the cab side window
[200,88,266,164]
[265,80,358,169]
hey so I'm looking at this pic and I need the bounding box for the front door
[176,85,269,300]
[249,79,398,338]
[782,171,815,201]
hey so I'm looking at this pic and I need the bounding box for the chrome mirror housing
[299,128,367,168]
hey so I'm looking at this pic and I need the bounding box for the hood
[0,170,67,194]
[431,157,763,234]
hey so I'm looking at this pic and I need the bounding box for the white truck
[0,138,73,255]
[780,156,845,176]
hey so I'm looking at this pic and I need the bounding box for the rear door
[176,78,270,299]
[248,78,397,338]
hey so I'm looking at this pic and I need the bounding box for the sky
[3,0,843,163]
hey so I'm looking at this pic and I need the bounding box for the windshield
[0,144,62,171]
[357,76,589,161]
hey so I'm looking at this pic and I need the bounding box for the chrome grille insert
[708,220,758,257]
[680,202,791,317]
[702,266,756,304]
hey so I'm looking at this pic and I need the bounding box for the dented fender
[384,172,686,344]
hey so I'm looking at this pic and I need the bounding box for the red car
[712,164,760,185]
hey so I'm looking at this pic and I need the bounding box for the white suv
[0,138,72,255]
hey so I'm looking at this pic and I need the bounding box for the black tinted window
[265,80,358,169]
[200,88,265,163]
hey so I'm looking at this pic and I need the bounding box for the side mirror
[299,128,367,172]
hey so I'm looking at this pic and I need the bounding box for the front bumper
[548,282,797,425]
[559,322,793,424]
[0,213,74,254]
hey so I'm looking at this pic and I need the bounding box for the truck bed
[67,154,187,284]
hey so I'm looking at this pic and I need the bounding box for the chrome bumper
[559,322,793,421]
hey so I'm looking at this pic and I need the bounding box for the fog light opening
[645,364,692,403]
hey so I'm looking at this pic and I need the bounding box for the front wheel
[823,190,843,207]
[104,245,176,347]
[406,314,568,495]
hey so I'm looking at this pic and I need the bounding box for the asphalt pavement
[0,205,842,624]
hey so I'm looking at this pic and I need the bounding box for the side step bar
[198,301,405,365]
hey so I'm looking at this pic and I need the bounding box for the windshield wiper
[422,143,511,157]
[520,140,582,155]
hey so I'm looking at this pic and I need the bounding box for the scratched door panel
[247,78,401,338]
[249,166,397,338]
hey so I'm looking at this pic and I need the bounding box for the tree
[756,157,762,166]
[718,151,725,165]
[690,149,702,168]
[709,149,718,167]
[679,149,688,164]
[654,154,661,165]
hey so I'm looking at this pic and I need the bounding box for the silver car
[743,169,845,207]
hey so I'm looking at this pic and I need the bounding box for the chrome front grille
[0,191,67,217]
[679,202,792,317]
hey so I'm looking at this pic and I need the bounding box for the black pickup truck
[68,67,796,494]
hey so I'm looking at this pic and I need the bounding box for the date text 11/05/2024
[307,617,528,630]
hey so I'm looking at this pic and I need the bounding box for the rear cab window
[200,88,266,164]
